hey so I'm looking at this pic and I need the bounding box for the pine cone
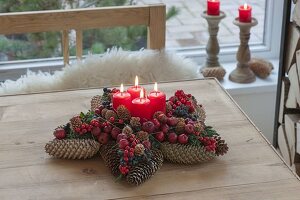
[166,101,173,113]
[215,136,229,156]
[175,121,186,134]
[101,108,109,118]
[130,117,141,130]
[249,58,273,79]
[194,121,205,133]
[99,142,120,176]
[134,144,145,156]
[160,142,216,164]
[116,105,131,121]
[126,149,163,185]
[45,139,100,159]
[70,115,82,131]
[105,110,118,120]
[122,126,133,137]
[136,131,149,141]
[201,67,226,80]
[90,95,102,112]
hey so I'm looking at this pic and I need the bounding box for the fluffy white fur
[0,48,201,95]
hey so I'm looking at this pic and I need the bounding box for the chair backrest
[0,4,166,65]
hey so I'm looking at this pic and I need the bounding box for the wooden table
[1,79,300,200]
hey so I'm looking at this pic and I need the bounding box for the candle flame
[135,76,139,87]
[244,3,247,9]
[154,82,158,92]
[120,83,124,93]
[140,89,144,98]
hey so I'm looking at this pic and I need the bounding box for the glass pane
[136,0,266,48]
[0,32,62,61]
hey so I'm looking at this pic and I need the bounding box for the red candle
[131,89,151,120]
[239,3,252,23]
[148,82,166,117]
[207,0,220,16]
[112,84,131,111]
[127,76,145,100]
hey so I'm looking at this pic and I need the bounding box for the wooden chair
[0,4,166,65]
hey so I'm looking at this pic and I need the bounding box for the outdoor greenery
[0,0,179,61]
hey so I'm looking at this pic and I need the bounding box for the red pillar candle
[112,84,131,111]
[131,89,151,120]
[207,0,220,16]
[127,76,145,100]
[148,82,166,117]
[239,3,252,23]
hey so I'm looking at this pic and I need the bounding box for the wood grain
[147,4,166,50]
[0,79,299,199]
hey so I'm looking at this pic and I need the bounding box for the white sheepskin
[0,48,201,95]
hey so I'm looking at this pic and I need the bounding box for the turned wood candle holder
[200,11,226,80]
[229,17,258,83]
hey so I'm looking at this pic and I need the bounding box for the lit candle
[148,82,166,117]
[127,76,145,100]
[131,89,151,120]
[112,84,131,111]
[239,3,252,23]
[207,0,220,16]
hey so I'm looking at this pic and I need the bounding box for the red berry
[131,141,137,147]
[178,134,188,144]
[81,124,86,129]
[98,132,109,144]
[124,157,129,162]
[185,124,195,134]
[142,121,155,133]
[194,131,200,136]
[103,125,112,133]
[53,128,66,140]
[119,139,129,149]
[167,117,178,126]
[155,131,165,142]
[82,129,87,134]
[117,133,127,142]
[118,119,124,124]
[109,117,115,123]
[111,127,121,140]
[142,140,151,149]
[168,132,177,144]
[152,118,161,130]
[161,124,169,133]
[95,108,101,115]
[91,127,101,137]
[94,122,100,127]
[129,148,134,152]
[75,128,81,133]
[129,152,134,157]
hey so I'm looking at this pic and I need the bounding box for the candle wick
[140,98,142,102]
[155,91,158,96]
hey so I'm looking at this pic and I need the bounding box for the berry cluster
[117,131,150,175]
[199,136,217,152]
[168,90,196,119]
[150,112,203,145]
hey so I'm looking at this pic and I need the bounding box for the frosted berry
[155,131,165,142]
[168,132,177,144]
[53,128,66,140]
[111,127,121,139]
[185,124,195,134]
[142,121,155,133]
[91,127,101,137]
[98,132,109,144]
[119,139,129,149]
[117,133,127,142]
[178,134,188,144]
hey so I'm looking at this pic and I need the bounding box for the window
[0,0,284,80]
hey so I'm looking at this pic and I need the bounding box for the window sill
[219,59,279,95]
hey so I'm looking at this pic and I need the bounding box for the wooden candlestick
[200,11,226,80]
[229,18,258,83]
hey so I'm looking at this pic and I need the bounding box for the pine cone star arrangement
[45,87,228,185]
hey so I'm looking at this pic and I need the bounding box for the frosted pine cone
[101,108,109,118]
[136,131,149,141]
[105,110,118,120]
[116,105,131,121]
[175,121,186,134]
[70,115,82,132]
[90,95,102,112]
[134,144,145,156]
[122,126,133,137]
[130,117,141,130]
[45,139,100,159]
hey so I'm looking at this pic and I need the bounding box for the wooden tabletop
[0,78,300,200]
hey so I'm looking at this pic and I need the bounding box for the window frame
[0,0,284,81]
